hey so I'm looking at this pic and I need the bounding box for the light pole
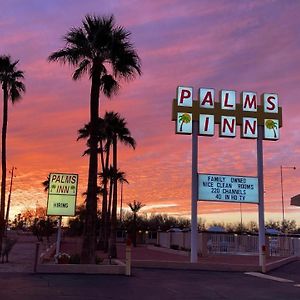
[119,181,123,223]
[280,165,296,223]
[239,203,243,232]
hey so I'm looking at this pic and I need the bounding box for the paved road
[0,262,299,300]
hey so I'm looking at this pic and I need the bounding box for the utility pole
[5,166,16,234]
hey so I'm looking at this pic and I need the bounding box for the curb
[36,259,126,275]
[131,260,260,272]
[266,256,299,272]
[131,256,299,273]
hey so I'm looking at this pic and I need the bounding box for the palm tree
[49,15,141,263]
[265,119,278,138]
[77,114,113,251]
[0,55,25,254]
[108,112,136,258]
[128,200,145,247]
[178,113,191,131]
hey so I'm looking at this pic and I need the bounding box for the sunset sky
[1,0,300,225]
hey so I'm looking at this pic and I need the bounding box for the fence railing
[156,231,300,257]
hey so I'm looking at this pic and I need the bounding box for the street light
[280,165,296,223]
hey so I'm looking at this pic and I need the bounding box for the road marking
[294,284,300,288]
[245,272,294,283]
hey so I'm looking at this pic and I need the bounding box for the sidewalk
[60,237,298,272]
[1,234,297,273]
[0,231,54,273]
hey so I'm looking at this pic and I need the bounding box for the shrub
[55,252,70,264]
[170,244,179,250]
[95,256,103,265]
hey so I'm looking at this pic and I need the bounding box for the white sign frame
[198,173,258,204]
[47,172,79,216]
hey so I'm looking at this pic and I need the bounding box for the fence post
[33,242,40,273]
[265,236,270,258]
[261,245,267,273]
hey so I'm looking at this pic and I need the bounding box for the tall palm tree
[108,112,136,258]
[99,167,128,252]
[0,55,25,254]
[78,114,112,251]
[128,200,145,247]
[49,15,141,263]
[79,112,134,255]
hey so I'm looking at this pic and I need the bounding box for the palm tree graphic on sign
[50,184,56,193]
[178,113,191,132]
[265,119,278,138]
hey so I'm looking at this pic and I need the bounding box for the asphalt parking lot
[0,262,299,300]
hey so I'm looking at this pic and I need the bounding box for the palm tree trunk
[133,213,137,247]
[102,142,111,251]
[81,69,100,264]
[0,84,8,255]
[105,177,113,252]
[180,121,184,131]
[97,140,106,250]
[108,178,113,222]
[99,140,105,172]
[109,134,118,258]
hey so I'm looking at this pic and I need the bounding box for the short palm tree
[49,15,141,263]
[128,200,145,247]
[0,55,25,253]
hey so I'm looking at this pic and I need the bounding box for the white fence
[157,231,300,257]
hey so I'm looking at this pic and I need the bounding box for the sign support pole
[191,120,198,263]
[257,126,266,266]
[55,216,62,262]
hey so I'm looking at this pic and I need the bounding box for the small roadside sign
[46,173,78,216]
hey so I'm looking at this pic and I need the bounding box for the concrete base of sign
[37,259,126,274]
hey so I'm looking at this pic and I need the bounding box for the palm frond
[73,59,91,80]
[100,74,119,97]
[0,55,25,102]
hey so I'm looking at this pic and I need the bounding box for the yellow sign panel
[46,173,78,216]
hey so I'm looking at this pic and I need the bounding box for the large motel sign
[172,87,282,265]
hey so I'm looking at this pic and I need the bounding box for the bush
[95,256,103,265]
[55,252,70,264]
[69,254,81,264]
[180,246,190,252]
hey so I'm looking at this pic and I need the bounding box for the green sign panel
[46,173,78,216]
